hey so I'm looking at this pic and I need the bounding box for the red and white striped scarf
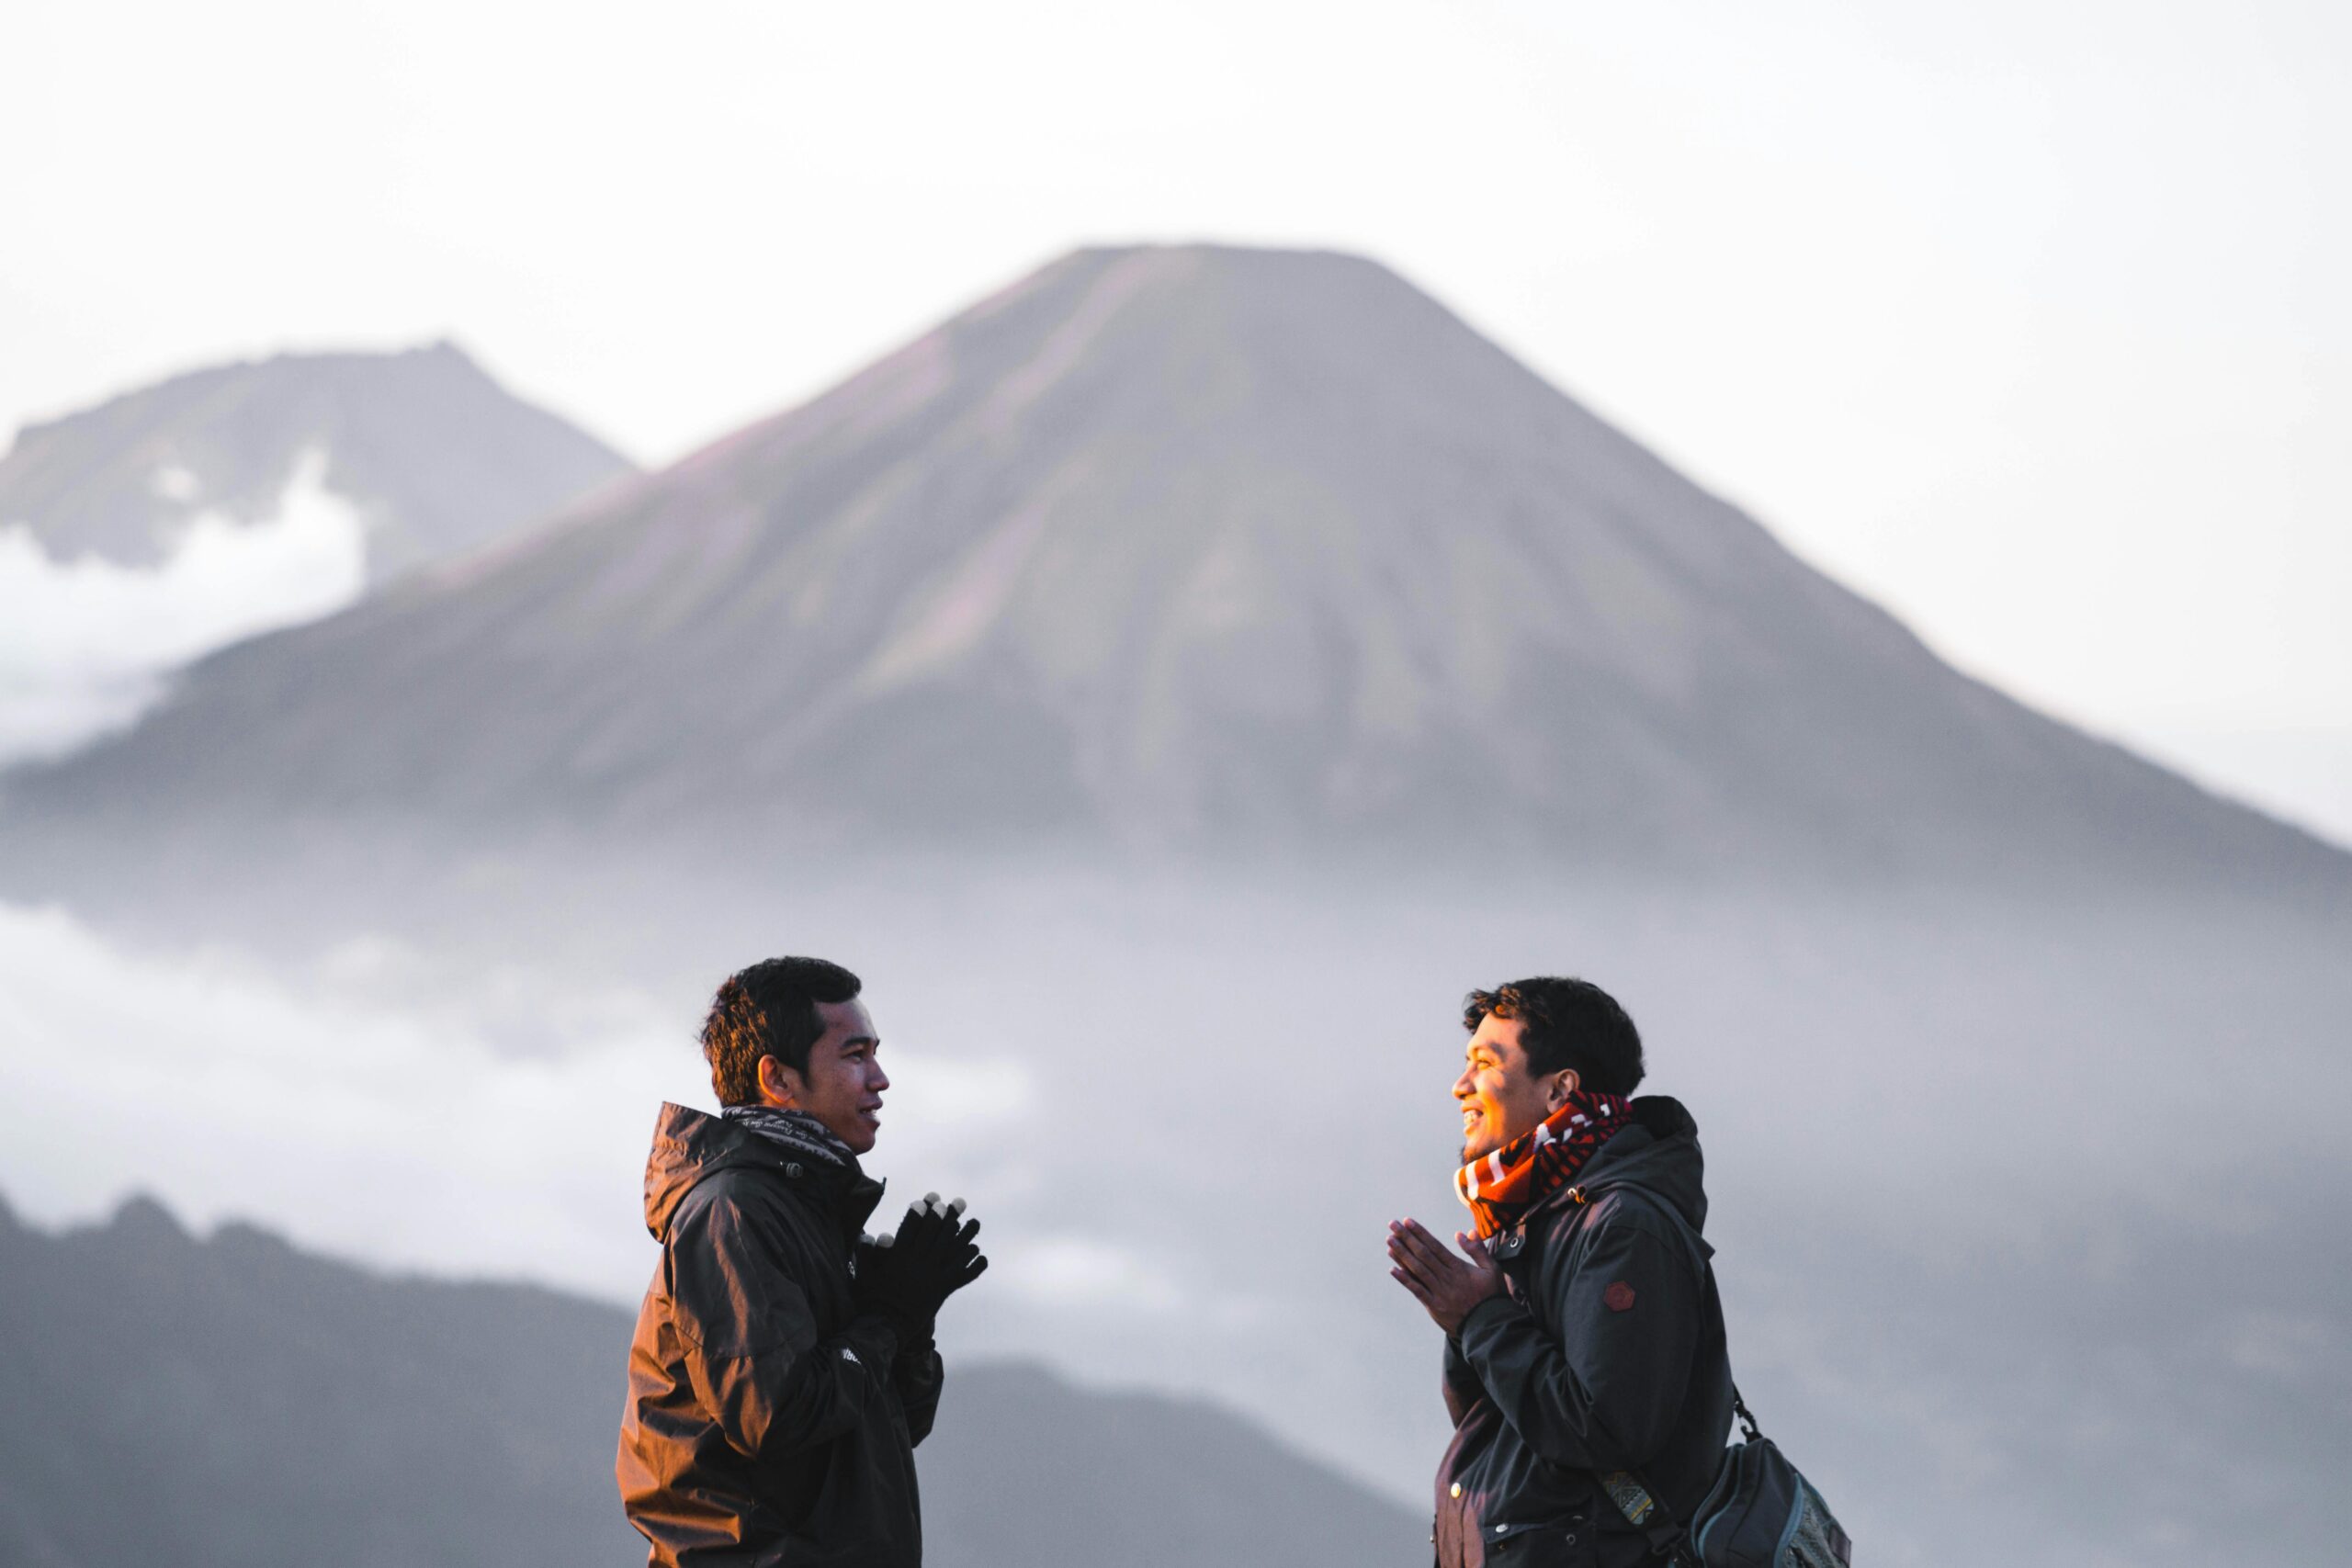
[1453,1089,1633,1239]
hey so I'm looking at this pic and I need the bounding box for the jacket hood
[1553,1094,1709,1234]
[640,1101,875,1241]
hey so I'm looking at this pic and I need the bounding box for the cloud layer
[0,900,1035,1301]
[0,449,366,765]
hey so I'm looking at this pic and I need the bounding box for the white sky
[6,0,2346,842]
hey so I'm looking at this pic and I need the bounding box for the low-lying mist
[0,451,367,765]
[4,866,2344,1568]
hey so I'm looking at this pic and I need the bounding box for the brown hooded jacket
[617,1102,943,1566]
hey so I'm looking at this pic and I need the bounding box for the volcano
[5,245,2339,892]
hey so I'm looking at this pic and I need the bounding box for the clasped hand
[856,1192,987,1341]
[1386,1217,1502,1335]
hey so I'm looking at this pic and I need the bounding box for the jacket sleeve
[893,1336,945,1447]
[1441,1334,1485,1427]
[668,1192,906,1466]
[1453,1208,1701,1472]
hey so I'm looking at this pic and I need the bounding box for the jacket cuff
[844,1312,913,1369]
[1456,1290,1525,1348]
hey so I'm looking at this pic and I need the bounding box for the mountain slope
[0,342,632,583]
[6,246,2340,891]
[0,1191,1422,1568]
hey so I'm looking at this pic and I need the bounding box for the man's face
[1453,1011,1570,1164]
[762,997,888,1155]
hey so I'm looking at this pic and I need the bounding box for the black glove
[898,1192,988,1308]
[855,1192,986,1344]
[854,1231,938,1348]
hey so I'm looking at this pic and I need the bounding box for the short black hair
[702,957,863,1106]
[1463,976,1645,1097]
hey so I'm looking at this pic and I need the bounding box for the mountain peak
[8,247,2345,897]
[0,341,632,580]
[108,1192,190,1245]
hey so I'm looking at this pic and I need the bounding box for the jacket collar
[1515,1094,1710,1235]
[641,1101,886,1242]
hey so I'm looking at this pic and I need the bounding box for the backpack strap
[1595,1467,1690,1562]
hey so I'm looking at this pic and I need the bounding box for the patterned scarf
[722,1104,854,1168]
[1453,1089,1633,1238]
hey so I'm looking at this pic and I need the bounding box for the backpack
[1577,1179,1853,1567]
[1600,1390,1851,1568]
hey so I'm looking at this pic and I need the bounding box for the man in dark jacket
[1387,976,1734,1568]
[619,956,986,1567]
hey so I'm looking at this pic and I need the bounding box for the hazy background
[3,5,2348,1567]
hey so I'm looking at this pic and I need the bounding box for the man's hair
[702,956,863,1106]
[1463,976,1645,1097]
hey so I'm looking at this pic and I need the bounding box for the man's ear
[757,1055,803,1108]
[1544,1068,1581,1111]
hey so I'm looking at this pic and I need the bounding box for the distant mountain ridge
[0,1190,1421,1568]
[6,246,2343,895]
[0,342,632,582]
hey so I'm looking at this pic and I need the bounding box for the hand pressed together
[856,1192,987,1343]
[1386,1216,1503,1336]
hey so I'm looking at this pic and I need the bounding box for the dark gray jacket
[617,1103,944,1567]
[1435,1097,1735,1568]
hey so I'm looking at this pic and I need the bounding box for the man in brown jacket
[617,956,985,1567]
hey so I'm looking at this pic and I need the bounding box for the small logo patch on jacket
[1603,1281,1636,1312]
